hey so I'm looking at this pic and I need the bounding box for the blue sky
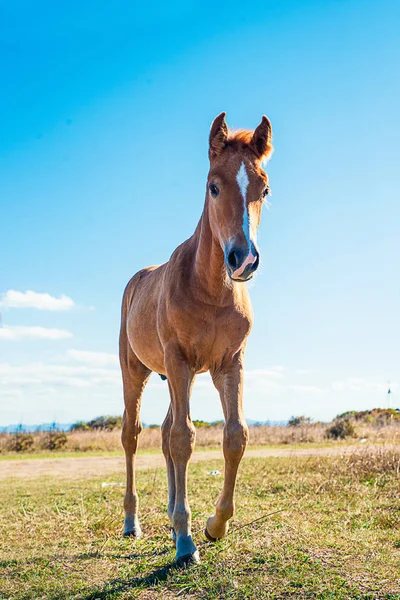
[0,0,399,426]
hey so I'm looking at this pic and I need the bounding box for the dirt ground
[0,445,380,480]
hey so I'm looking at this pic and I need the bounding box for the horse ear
[209,112,228,158]
[250,115,273,161]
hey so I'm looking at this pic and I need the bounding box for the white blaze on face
[232,162,258,279]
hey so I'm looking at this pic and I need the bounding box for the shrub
[86,416,122,430]
[336,408,400,425]
[326,418,356,440]
[193,420,212,428]
[42,431,68,450]
[70,421,90,432]
[287,416,312,427]
[7,433,34,452]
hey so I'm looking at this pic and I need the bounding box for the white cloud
[245,366,286,379]
[0,326,72,341]
[2,352,396,427]
[244,368,323,394]
[67,349,119,367]
[0,361,120,388]
[287,384,323,394]
[295,369,310,375]
[332,377,398,394]
[0,290,75,311]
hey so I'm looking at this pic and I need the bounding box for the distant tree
[193,420,211,428]
[287,416,312,427]
[86,416,122,430]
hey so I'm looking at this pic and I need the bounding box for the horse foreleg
[120,346,151,538]
[165,345,198,565]
[207,355,249,540]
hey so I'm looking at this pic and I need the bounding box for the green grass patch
[1,451,399,599]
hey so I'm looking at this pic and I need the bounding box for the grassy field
[1,446,399,599]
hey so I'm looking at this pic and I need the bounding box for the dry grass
[2,421,400,456]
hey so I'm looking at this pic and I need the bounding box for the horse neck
[191,201,234,303]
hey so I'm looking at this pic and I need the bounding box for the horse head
[207,112,273,282]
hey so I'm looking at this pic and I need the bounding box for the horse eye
[262,186,271,198]
[209,183,219,197]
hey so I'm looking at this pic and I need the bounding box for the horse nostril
[227,249,239,270]
[253,252,260,271]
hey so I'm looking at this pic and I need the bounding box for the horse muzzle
[225,243,260,282]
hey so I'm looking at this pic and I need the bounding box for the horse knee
[122,418,143,437]
[224,419,249,456]
[169,420,196,462]
[121,417,143,452]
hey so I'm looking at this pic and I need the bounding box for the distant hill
[1,410,398,435]
[336,408,400,423]
[0,423,74,434]
[246,419,288,426]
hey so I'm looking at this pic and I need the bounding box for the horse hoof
[123,528,142,539]
[204,527,218,542]
[176,550,200,568]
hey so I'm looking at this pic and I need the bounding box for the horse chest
[168,302,251,367]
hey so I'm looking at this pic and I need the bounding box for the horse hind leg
[120,343,151,538]
[161,405,176,542]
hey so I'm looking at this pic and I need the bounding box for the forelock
[225,129,254,151]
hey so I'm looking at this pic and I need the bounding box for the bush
[193,420,212,428]
[86,416,122,430]
[336,408,400,425]
[70,416,123,431]
[42,431,68,450]
[70,421,90,431]
[287,416,312,427]
[7,433,34,452]
[326,418,356,440]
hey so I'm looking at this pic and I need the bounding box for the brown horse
[119,112,273,565]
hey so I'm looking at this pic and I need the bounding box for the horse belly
[126,276,166,374]
[128,321,165,374]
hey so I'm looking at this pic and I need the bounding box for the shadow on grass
[77,561,180,600]
[0,547,170,569]
[1,547,186,600]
